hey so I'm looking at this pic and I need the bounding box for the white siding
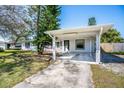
[0,43,6,50]
[56,33,96,53]
[56,37,95,53]
[21,43,25,50]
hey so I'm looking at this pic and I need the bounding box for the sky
[0,5,124,41]
[60,5,124,37]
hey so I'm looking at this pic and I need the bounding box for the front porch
[45,24,113,63]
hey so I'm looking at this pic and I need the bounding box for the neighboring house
[6,41,33,50]
[21,40,37,51]
[0,41,6,50]
[0,40,36,51]
[45,24,113,63]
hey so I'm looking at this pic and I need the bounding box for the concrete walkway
[14,61,93,88]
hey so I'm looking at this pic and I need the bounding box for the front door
[64,40,69,51]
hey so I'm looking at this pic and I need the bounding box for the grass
[91,65,124,88]
[0,50,51,88]
[0,52,13,56]
[0,50,31,56]
[109,51,124,55]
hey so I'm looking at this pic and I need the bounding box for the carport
[45,24,113,63]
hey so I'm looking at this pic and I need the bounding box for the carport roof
[45,24,113,36]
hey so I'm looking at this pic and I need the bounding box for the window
[56,42,60,47]
[75,39,85,50]
[56,42,62,48]
[25,42,30,48]
[15,43,21,48]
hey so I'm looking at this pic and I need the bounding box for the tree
[101,29,124,43]
[87,17,124,43]
[34,5,61,54]
[0,5,36,43]
[88,17,96,26]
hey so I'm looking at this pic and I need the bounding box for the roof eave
[45,23,113,35]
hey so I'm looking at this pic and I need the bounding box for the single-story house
[0,41,6,50]
[0,40,36,51]
[45,24,113,64]
[6,41,32,50]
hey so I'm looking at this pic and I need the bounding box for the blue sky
[60,5,124,37]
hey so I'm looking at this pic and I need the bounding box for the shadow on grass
[0,51,52,88]
[101,48,124,63]
[0,52,52,73]
[0,52,33,73]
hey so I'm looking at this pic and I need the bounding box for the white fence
[101,43,124,52]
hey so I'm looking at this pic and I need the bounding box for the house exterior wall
[21,42,31,50]
[69,39,91,52]
[0,43,6,50]
[21,43,26,50]
[56,37,95,53]
[21,42,37,51]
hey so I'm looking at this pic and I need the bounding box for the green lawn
[0,50,51,88]
[109,51,124,55]
[0,52,12,56]
[0,50,32,56]
[91,65,124,88]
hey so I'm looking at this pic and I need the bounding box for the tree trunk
[37,5,41,54]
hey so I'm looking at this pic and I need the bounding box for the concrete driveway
[14,61,93,88]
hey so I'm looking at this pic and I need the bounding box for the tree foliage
[87,17,123,43]
[0,5,36,43]
[88,17,96,26]
[101,29,124,43]
[34,5,61,53]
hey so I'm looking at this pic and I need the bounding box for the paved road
[14,61,93,88]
